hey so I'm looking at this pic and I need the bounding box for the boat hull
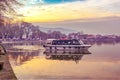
[43,45,91,50]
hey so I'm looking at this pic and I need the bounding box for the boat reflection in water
[44,50,91,64]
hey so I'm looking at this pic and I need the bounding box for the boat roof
[47,39,57,41]
[46,39,57,43]
[46,39,79,43]
[53,39,78,41]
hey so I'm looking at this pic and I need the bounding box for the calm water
[3,42,120,80]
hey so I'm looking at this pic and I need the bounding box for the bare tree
[0,0,22,40]
[0,0,22,25]
[0,0,22,15]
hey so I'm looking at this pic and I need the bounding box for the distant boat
[43,39,91,50]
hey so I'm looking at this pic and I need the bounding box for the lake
[2,42,120,80]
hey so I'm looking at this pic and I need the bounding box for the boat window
[79,40,84,45]
[51,40,81,45]
[68,41,71,45]
[72,40,80,45]
[52,40,57,45]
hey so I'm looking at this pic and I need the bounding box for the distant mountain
[38,27,76,34]
[60,16,120,23]
[33,16,120,35]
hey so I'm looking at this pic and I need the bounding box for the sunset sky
[17,0,120,22]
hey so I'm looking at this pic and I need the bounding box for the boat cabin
[46,39,84,45]
[44,39,91,50]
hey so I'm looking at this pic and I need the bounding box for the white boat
[43,39,91,50]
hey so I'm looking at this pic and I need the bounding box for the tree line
[0,22,66,40]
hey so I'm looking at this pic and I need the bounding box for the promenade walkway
[0,45,17,80]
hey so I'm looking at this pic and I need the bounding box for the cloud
[17,0,120,22]
[19,0,44,6]
[99,2,120,14]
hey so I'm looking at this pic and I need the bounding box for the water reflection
[8,50,40,65]
[8,47,91,65]
[44,50,91,64]
[7,44,44,66]
[2,42,120,80]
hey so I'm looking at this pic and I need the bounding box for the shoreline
[0,54,17,80]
